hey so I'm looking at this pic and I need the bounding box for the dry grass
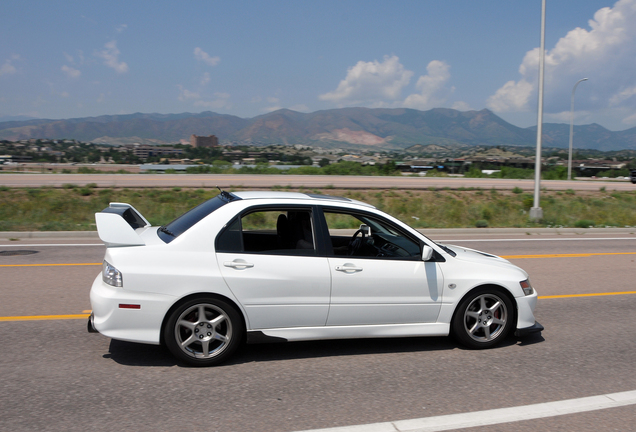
[1,186,636,231]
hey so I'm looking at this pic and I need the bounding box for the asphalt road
[1,233,636,431]
[1,173,635,191]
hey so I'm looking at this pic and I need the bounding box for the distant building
[124,145,183,160]
[190,134,219,148]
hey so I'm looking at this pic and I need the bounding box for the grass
[1,186,636,231]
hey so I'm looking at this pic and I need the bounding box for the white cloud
[609,85,636,105]
[194,96,230,110]
[290,104,310,112]
[194,47,220,67]
[96,41,128,74]
[200,72,211,86]
[0,60,17,77]
[178,85,230,110]
[452,101,472,111]
[177,85,200,101]
[403,60,452,110]
[487,0,636,125]
[263,105,283,113]
[487,79,533,112]
[0,55,20,77]
[116,24,127,34]
[61,65,81,79]
[319,55,413,105]
[622,112,636,125]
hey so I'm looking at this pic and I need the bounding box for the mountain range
[1,107,635,151]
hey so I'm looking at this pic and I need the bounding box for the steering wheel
[347,229,365,256]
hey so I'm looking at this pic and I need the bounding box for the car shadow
[104,340,177,367]
[229,336,457,365]
[516,332,545,346]
[104,333,544,367]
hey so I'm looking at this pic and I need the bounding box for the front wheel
[164,297,244,366]
[452,287,514,349]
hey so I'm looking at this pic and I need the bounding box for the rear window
[158,192,240,243]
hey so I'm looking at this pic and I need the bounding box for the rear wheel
[164,297,243,366]
[452,287,514,349]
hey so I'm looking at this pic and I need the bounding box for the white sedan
[89,191,542,366]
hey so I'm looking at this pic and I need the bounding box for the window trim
[159,193,240,243]
[215,204,328,257]
[319,206,430,261]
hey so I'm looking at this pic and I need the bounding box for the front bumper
[514,321,544,338]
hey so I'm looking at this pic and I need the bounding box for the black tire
[452,287,515,349]
[164,297,244,366]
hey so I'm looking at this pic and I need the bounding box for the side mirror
[359,224,371,237]
[421,244,434,261]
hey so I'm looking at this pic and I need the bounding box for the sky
[2,0,636,131]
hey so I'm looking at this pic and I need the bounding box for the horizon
[2,1,636,131]
[1,106,633,134]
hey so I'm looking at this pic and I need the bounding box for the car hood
[440,243,527,274]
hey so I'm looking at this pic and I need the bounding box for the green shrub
[522,197,534,210]
[574,219,595,228]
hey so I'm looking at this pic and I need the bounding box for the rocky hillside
[1,107,634,151]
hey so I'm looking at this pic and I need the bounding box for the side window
[215,217,241,252]
[323,210,420,260]
[216,208,316,256]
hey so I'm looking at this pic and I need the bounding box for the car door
[321,209,443,326]
[216,206,331,330]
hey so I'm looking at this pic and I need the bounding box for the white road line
[0,243,104,247]
[1,238,635,248]
[436,237,636,242]
[298,390,636,432]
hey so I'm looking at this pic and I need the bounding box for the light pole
[530,0,546,222]
[567,78,588,180]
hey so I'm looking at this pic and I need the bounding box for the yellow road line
[0,263,101,267]
[3,252,636,267]
[3,292,636,322]
[0,314,91,322]
[539,291,636,299]
[502,252,636,259]
[1,252,635,267]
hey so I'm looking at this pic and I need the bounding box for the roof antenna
[216,185,235,202]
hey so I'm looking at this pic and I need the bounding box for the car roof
[231,191,375,208]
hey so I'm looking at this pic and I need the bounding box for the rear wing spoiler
[95,203,151,247]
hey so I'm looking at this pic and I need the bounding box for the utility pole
[530,0,546,222]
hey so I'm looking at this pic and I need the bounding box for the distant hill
[1,108,635,151]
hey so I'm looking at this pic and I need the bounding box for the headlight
[103,261,123,287]
[520,279,534,296]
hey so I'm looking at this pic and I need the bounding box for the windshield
[158,192,240,243]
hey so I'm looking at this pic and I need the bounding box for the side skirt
[247,322,450,344]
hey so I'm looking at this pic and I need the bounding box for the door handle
[335,264,363,273]
[224,261,254,269]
